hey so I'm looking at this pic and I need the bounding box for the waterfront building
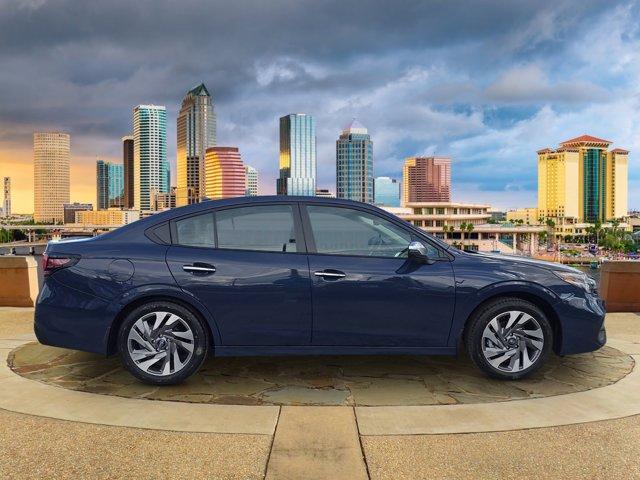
[383,202,543,255]
[506,208,539,225]
[176,83,216,206]
[315,188,335,198]
[277,114,316,196]
[96,160,124,209]
[402,156,451,205]
[374,176,400,207]
[63,202,93,224]
[245,165,259,196]
[33,132,70,223]
[75,208,140,226]
[2,177,10,217]
[204,147,246,200]
[133,105,169,212]
[336,119,373,203]
[122,135,134,208]
[537,135,628,224]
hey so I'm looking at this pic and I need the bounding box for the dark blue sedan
[34,197,606,385]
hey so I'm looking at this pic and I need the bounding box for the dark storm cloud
[0,0,637,208]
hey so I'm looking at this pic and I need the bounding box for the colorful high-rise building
[122,135,134,208]
[336,119,373,203]
[401,156,451,206]
[2,177,10,217]
[374,176,400,207]
[33,132,70,223]
[245,165,259,196]
[97,160,124,209]
[277,114,316,196]
[133,105,169,212]
[204,147,246,200]
[537,135,629,223]
[176,83,216,206]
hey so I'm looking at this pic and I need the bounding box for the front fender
[105,284,223,353]
[447,280,560,348]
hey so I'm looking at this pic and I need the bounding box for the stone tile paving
[8,343,634,406]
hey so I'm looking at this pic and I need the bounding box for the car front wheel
[465,297,553,380]
[117,301,209,385]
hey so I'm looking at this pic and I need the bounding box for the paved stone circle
[8,343,634,406]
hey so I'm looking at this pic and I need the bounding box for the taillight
[42,254,79,277]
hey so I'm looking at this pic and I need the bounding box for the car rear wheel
[465,297,552,380]
[117,301,209,385]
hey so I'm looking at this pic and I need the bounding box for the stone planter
[600,261,640,312]
[0,256,39,307]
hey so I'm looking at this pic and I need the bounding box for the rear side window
[175,213,215,248]
[215,205,297,253]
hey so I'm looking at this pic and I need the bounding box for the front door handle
[314,269,346,279]
[182,263,216,275]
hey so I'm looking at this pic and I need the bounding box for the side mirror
[408,241,432,264]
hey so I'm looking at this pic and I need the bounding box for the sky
[0,0,639,213]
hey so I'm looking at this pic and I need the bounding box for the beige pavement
[1,308,639,479]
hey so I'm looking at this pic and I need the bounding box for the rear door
[166,203,312,346]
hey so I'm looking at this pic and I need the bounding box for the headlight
[553,270,595,292]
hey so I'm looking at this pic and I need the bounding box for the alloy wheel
[480,310,544,373]
[126,311,195,376]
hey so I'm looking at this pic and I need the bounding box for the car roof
[101,196,380,237]
[150,195,371,221]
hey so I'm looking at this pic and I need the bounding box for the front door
[303,204,455,347]
[166,204,312,346]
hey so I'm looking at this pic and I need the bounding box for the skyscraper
[2,177,10,217]
[277,114,316,196]
[204,147,246,200]
[122,135,134,208]
[537,135,628,223]
[245,165,259,196]
[133,105,169,212]
[33,132,70,223]
[176,83,216,206]
[402,156,451,205]
[97,160,124,209]
[374,176,400,207]
[336,119,374,203]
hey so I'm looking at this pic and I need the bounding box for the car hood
[468,251,584,274]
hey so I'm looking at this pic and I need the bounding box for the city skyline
[1,1,639,213]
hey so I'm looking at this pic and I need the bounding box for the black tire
[465,297,553,380]
[117,301,209,385]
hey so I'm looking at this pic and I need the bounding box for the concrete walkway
[1,308,640,479]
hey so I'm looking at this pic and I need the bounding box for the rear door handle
[314,269,346,279]
[182,263,216,275]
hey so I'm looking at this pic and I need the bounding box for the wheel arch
[106,293,218,356]
[458,291,563,354]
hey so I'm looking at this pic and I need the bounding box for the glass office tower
[374,176,400,207]
[133,105,169,212]
[336,119,373,203]
[97,160,124,209]
[176,83,216,206]
[277,114,316,196]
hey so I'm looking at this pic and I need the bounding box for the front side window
[175,213,215,248]
[215,205,298,252]
[307,205,412,258]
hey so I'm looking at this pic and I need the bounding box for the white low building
[382,202,545,255]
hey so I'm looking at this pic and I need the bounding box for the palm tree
[459,222,467,248]
[466,223,475,250]
[545,218,556,248]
